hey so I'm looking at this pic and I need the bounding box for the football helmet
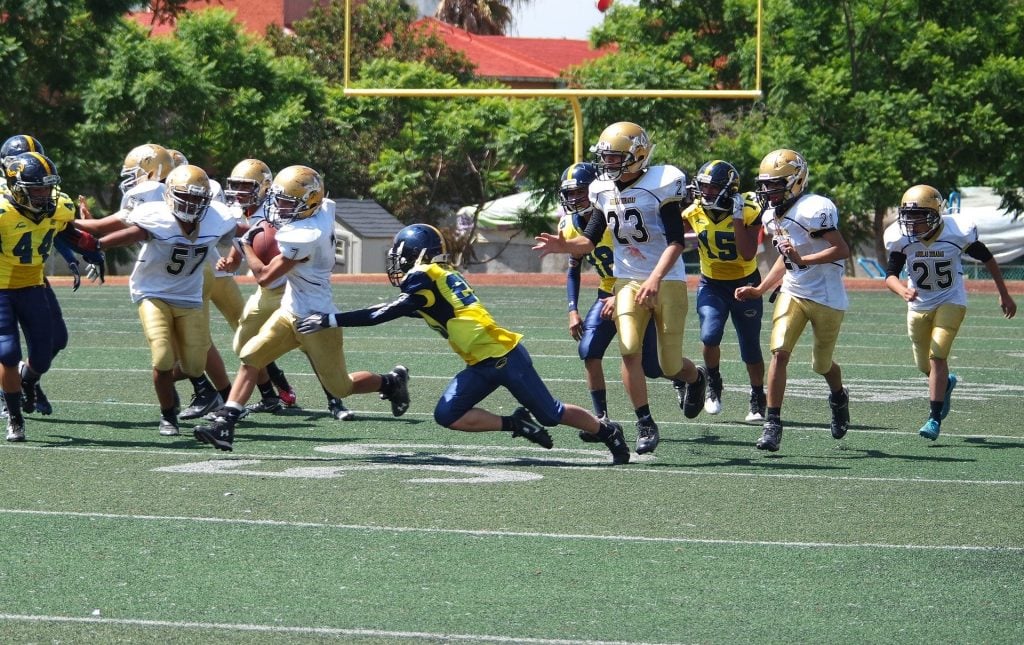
[1,135,45,171]
[558,162,599,216]
[590,121,654,181]
[898,184,945,240]
[167,149,189,168]
[266,165,324,225]
[755,149,808,210]
[224,159,273,210]
[387,224,448,287]
[695,159,741,220]
[4,152,61,219]
[164,164,212,223]
[120,143,173,195]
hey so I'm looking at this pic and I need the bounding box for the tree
[434,0,530,35]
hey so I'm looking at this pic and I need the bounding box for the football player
[84,144,232,420]
[535,121,707,456]
[884,185,1016,440]
[682,160,767,421]
[296,223,631,465]
[2,135,103,418]
[0,151,103,441]
[557,161,662,439]
[193,166,409,452]
[735,149,851,453]
[75,164,238,436]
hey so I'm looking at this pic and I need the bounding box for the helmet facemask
[164,164,212,224]
[386,224,448,287]
[898,185,945,241]
[6,152,60,220]
[225,178,262,209]
[755,149,808,211]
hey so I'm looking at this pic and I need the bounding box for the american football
[248,220,280,264]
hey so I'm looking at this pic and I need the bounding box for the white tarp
[455,190,554,233]
[954,186,1024,263]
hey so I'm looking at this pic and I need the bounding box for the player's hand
[532,231,567,257]
[568,310,583,341]
[635,279,659,309]
[77,195,94,219]
[68,261,81,291]
[296,313,336,334]
[731,193,745,220]
[1000,295,1017,319]
[242,225,261,247]
[901,287,918,303]
[600,295,615,319]
[735,285,758,301]
[84,252,106,284]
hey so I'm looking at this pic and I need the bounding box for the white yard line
[1,508,1020,552]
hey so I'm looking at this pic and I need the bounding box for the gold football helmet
[755,149,808,210]
[167,149,189,168]
[120,143,173,195]
[590,121,654,181]
[224,159,273,210]
[164,164,212,223]
[266,165,324,225]
[898,184,945,240]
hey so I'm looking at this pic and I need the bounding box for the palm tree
[434,0,530,35]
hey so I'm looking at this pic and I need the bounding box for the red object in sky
[597,0,614,13]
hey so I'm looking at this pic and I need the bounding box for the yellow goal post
[341,0,764,162]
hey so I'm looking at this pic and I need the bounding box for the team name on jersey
[914,250,946,258]
[609,196,637,205]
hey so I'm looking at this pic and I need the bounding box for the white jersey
[119,180,165,220]
[763,193,848,311]
[127,201,237,308]
[277,200,339,318]
[883,215,977,312]
[589,165,689,281]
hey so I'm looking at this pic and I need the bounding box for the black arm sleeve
[964,241,994,263]
[582,212,608,245]
[330,292,428,327]
[886,252,907,278]
[660,200,686,246]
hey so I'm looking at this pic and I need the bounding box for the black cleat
[829,387,850,439]
[246,396,283,414]
[193,414,236,452]
[381,365,410,417]
[32,384,52,415]
[328,398,356,421]
[181,389,224,420]
[600,421,630,465]
[682,366,708,419]
[704,371,723,415]
[635,415,660,455]
[756,418,783,452]
[745,388,767,422]
[510,407,553,449]
[579,414,608,443]
[158,417,180,436]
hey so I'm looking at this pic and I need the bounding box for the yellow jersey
[682,191,761,280]
[0,190,76,289]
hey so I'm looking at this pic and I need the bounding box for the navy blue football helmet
[694,159,740,220]
[4,152,61,219]
[387,224,448,286]
[558,162,599,216]
[1,135,45,173]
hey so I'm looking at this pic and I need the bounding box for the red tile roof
[126,0,298,37]
[413,17,615,82]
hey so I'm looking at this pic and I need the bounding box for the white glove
[731,193,745,221]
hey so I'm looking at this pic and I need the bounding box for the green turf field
[1,280,1022,644]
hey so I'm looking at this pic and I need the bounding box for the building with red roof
[125,2,615,88]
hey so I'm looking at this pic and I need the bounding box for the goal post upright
[342,0,764,162]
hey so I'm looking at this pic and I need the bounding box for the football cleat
[756,418,783,452]
[158,417,180,436]
[579,414,608,443]
[328,397,356,421]
[246,396,284,414]
[510,407,553,449]
[600,420,630,465]
[745,389,767,422]
[635,415,660,455]
[381,365,410,417]
[277,386,297,407]
[919,418,941,441]
[193,414,236,451]
[18,362,38,413]
[180,389,224,420]
[704,370,723,415]
[5,419,25,442]
[32,384,52,415]
[940,374,957,420]
[829,387,850,439]
[682,367,708,419]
